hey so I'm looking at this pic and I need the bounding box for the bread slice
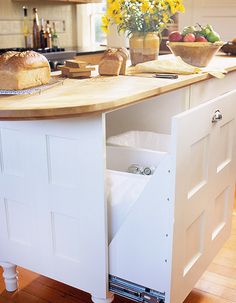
[59,66,95,73]
[0,51,50,90]
[65,59,87,68]
[67,71,91,78]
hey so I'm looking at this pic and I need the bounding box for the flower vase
[129,32,160,65]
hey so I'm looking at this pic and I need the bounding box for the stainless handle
[212,110,223,123]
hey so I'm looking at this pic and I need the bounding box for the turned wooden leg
[91,292,114,303]
[0,262,18,292]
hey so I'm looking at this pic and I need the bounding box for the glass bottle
[23,6,31,48]
[52,22,59,49]
[32,8,40,49]
[45,20,52,49]
[39,18,46,49]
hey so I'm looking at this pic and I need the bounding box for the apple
[168,31,183,42]
[183,33,196,42]
[195,35,208,42]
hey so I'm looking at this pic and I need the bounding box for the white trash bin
[106,143,168,243]
[107,130,171,152]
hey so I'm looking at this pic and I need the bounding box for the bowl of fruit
[166,24,224,67]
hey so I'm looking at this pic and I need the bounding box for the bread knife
[154,73,178,79]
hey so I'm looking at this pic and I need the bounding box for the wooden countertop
[0,55,236,120]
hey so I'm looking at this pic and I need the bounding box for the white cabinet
[0,75,236,303]
[189,72,236,108]
[106,87,236,303]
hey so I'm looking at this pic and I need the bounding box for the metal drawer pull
[212,110,223,123]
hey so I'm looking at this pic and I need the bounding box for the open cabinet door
[170,90,236,303]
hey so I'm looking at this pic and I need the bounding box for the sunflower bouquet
[102,0,185,35]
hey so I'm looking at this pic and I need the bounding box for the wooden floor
[1,210,236,303]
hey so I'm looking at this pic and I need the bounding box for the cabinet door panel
[170,90,236,303]
[0,116,108,298]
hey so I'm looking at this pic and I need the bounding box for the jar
[129,32,160,65]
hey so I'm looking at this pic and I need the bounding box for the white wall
[106,0,236,48]
[0,0,77,48]
[179,0,236,41]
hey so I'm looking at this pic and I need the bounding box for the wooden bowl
[166,41,224,67]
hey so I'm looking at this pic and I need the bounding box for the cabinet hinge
[109,275,165,303]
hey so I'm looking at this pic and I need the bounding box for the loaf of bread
[117,47,129,75]
[98,49,123,76]
[232,37,236,44]
[0,51,50,90]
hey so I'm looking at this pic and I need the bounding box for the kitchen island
[0,55,236,303]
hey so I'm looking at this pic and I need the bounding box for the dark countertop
[0,45,106,56]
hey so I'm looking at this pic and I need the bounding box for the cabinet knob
[212,110,223,123]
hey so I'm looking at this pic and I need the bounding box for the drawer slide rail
[109,275,165,303]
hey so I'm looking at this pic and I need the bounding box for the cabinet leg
[0,262,18,292]
[91,292,114,303]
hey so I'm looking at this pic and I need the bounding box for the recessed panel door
[170,90,236,303]
[0,116,108,299]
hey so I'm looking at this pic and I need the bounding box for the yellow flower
[159,22,166,29]
[101,25,109,33]
[101,0,185,34]
[141,0,150,13]
[149,5,154,14]
[175,1,185,13]
[179,5,185,12]
[102,15,109,27]
[173,0,185,12]
[101,15,110,33]
[159,0,168,10]
[162,12,169,23]
[165,0,177,14]
[114,14,123,24]
[112,0,121,11]
[106,0,122,19]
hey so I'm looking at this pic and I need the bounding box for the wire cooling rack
[0,76,65,95]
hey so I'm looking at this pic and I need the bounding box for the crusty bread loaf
[232,37,236,44]
[98,50,123,76]
[0,51,18,65]
[0,51,50,90]
[117,47,129,75]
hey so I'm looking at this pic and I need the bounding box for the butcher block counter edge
[0,55,236,120]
